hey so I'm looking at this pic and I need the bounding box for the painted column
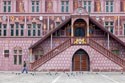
[29,49,33,63]
[50,34,53,49]
[87,18,89,37]
[71,18,74,37]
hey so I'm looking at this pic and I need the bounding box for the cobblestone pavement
[0,72,125,83]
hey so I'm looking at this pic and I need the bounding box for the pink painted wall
[0,38,40,71]
[37,45,122,72]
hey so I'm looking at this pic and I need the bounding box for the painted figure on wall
[46,0,53,12]
[95,0,101,12]
[16,0,25,12]
[73,0,79,10]
[120,0,125,12]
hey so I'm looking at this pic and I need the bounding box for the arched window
[33,47,44,60]
[13,47,22,65]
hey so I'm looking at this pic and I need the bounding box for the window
[37,24,41,36]
[56,22,60,27]
[105,1,114,12]
[10,23,24,37]
[3,1,11,12]
[15,23,19,36]
[32,1,39,12]
[0,23,2,36]
[10,24,14,36]
[33,23,36,36]
[20,24,24,36]
[104,21,114,33]
[27,24,31,36]
[4,50,9,57]
[61,1,69,12]
[83,1,91,13]
[13,47,22,65]
[14,55,17,65]
[27,23,41,37]
[124,24,125,35]
[34,48,44,60]
[112,50,119,55]
[3,24,7,36]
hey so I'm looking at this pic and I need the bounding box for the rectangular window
[112,50,119,55]
[56,22,60,26]
[32,1,35,12]
[3,30,6,36]
[20,24,24,36]
[3,1,11,12]
[8,1,11,12]
[104,21,114,33]
[33,30,36,36]
[15,23,19,36]
[33,23,36,28]
[14,50,17,54]
[32,1,39,12]
[10,24,14,36]
[38,30,40,36]
[0,30,1,36]
[16,30,18,36]
[28,30,31,36]
[19,55,22,65]
[11,30,14,36]
[14,55,17,65]
[36,1,39,12]
[83,1,91,13]
[105,1,114,12]
[61,1,69,12]
[0,23,1,28]
[66,1,69,12]
[4,50,9,57]
[3,24,7,36]
[124,24,125,36]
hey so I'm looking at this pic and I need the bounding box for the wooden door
[73,54,88,71]
[81,55,87,71]
[74,55,80,71]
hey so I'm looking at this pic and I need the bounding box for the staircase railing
[89,38,125,68]
[31,38,71,70]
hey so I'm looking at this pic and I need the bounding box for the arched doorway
[74,19,87,37]
[72,49,90,71]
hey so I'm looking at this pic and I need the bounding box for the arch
[73,19,87,37]
[72,49,90,71]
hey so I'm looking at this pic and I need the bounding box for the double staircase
[31,38,71,70]
[31,37,125,71]
[89,38,125,69]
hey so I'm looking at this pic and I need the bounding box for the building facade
[0,0,125,71]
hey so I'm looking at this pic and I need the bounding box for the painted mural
[73,0,79,10]
[95,0,101,12]
[45,0,53,12]
[121,0,125,12]
[16,0,25,12]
